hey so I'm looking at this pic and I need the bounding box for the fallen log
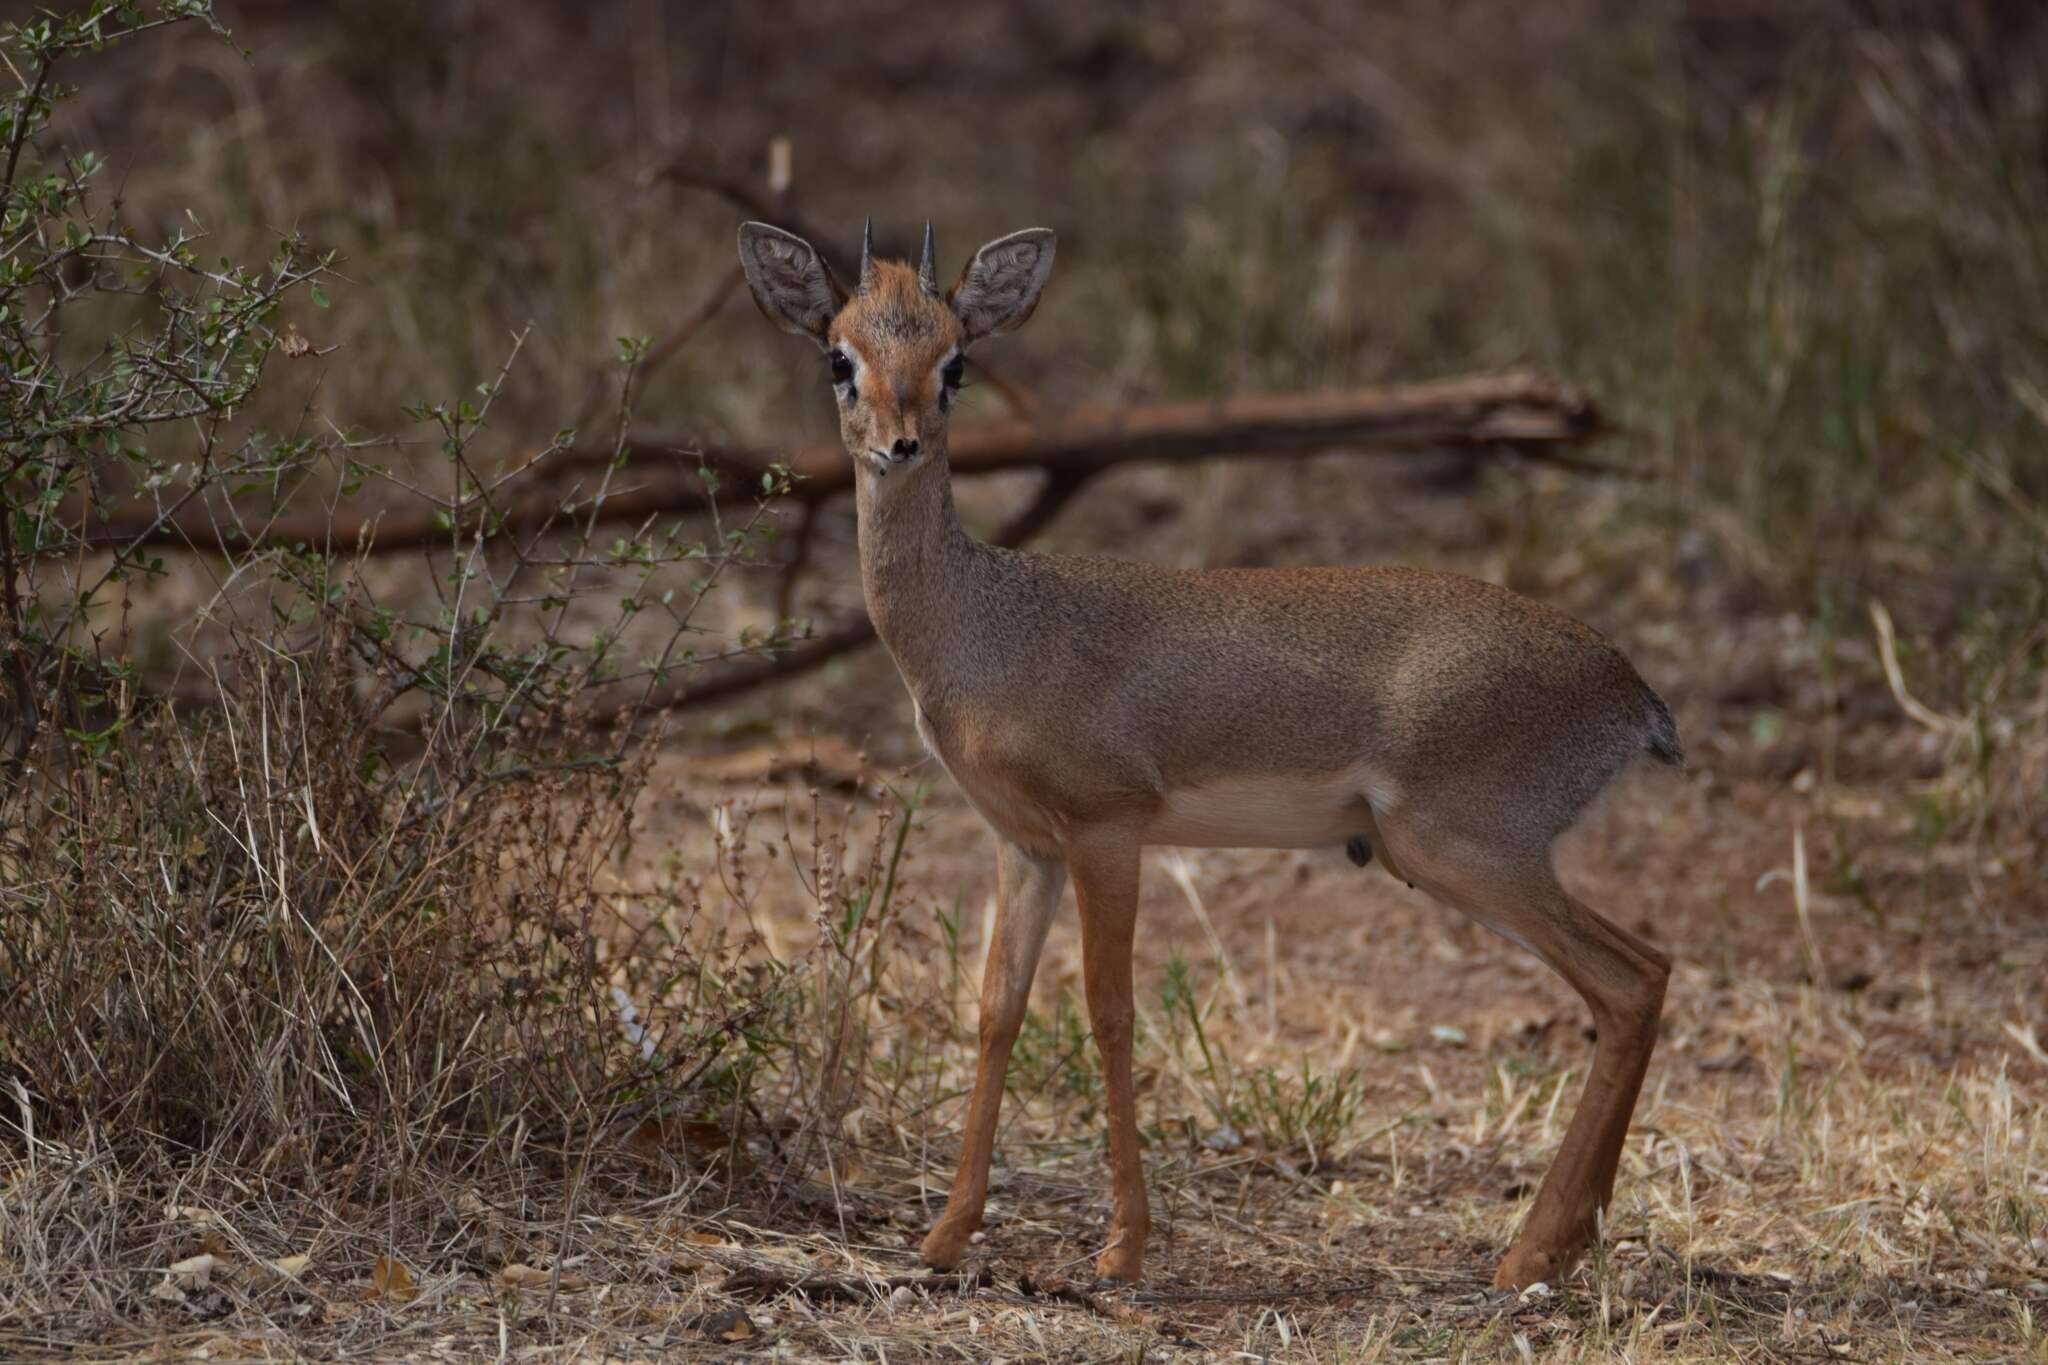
[83,369,1614,554]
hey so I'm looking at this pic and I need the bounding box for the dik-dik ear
[737,222,845,346]
[949,228,1056,345]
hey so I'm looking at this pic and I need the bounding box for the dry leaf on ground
[370,1255,419,1302]
[698,1307,755,1342]
[498,1263,592,1291]
[150,1253,221,1303]
[168,1253,220,1288]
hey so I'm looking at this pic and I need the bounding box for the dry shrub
[1,0,815,1207]
[2,618,697,1172]
[0,584,952,1336]
[0,615,808,1336]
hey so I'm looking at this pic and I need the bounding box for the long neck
[854,454,980,694]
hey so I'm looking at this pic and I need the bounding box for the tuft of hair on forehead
[836,260,960,348]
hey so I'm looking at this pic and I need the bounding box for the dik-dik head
[738,221,1054,477]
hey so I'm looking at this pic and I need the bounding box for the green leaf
[310,285,330,308]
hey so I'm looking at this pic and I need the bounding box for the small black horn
[858,217,875,294]
[917,221,938,295]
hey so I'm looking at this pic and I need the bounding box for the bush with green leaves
[0,1,806,1184]
[0,2,334,769]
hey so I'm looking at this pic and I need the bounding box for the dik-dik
[738,220,1678,1290]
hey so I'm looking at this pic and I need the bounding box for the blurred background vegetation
[65,0,2048,668]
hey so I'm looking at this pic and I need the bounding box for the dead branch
[717,1263,992,1304]
[772,498,820,623]
[571,263,744,431]
[1015,1270,1150,1323]
[968,356,1042,419]
[641,264,746,385]
[1131,1277,1388,1305]
[85,370,1611,554]
[652,142,852,277]
[654,468,1092,712]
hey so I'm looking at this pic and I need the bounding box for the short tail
[1642,687,1684,768]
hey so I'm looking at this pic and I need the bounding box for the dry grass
[5,3,2048,1361]
[10,641,2040,1361]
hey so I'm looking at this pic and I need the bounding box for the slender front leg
[921,837,1066,1269]
[1067,832,1149,1282]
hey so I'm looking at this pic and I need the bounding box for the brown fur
[831,263,956,463]
[738,221,1679,1289]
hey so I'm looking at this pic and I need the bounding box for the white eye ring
[829,345,864,402]
[937,352,965,409]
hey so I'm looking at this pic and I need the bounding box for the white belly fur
[1144,765,1394,850]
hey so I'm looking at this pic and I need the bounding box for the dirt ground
[556,457,2045,1362]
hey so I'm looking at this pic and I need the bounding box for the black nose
[891,437,920,459]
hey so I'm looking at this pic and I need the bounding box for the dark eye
[828,349,854,388]
[938,354,966,410]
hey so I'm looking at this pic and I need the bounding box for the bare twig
[1015,1269,1153,1323]
[653,147,851,270]
[641,265,745,387]
[1868,600,1969,735]
[966,356,1042,420]
[718,1263,991,1304]
[774,499,820,624]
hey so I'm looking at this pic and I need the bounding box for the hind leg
[1375,817,1669,1288]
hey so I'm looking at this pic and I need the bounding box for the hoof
[1492,1241,1573,1291]
[921,1221,974,1271]
[1094,1243,1144,1284]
